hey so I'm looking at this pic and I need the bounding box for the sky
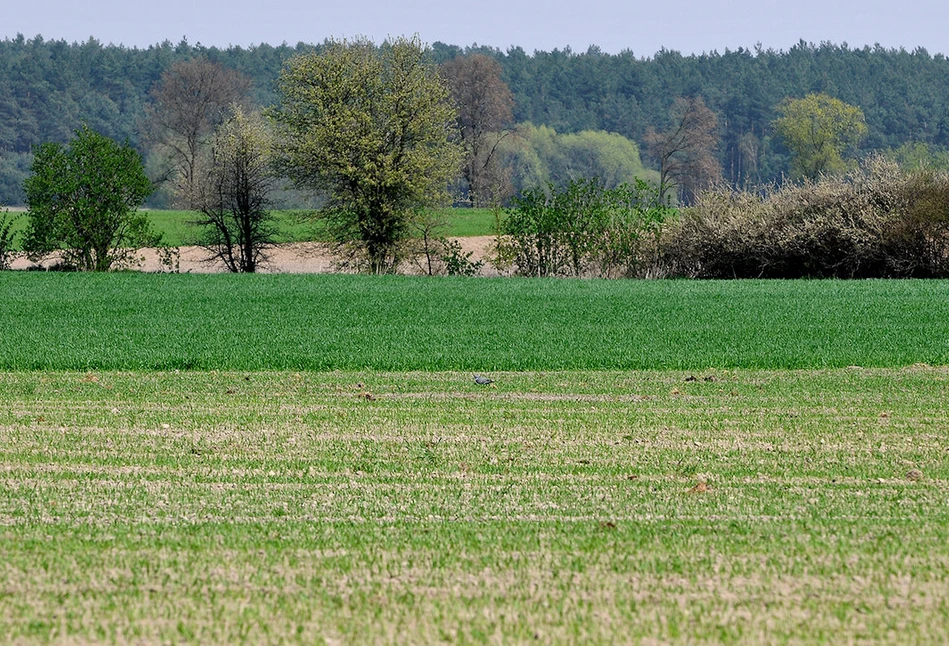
[5,0,949,57]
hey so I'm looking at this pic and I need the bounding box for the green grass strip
[3,273,949,371]
[142,209,324,246]
[143,207,497,246]
[3,208,498,249]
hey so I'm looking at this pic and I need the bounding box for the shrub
[440,238,484,276]
[496,178,672,278]
[663,157,949,278]
[405,209,486,277]
[881,168,949,276]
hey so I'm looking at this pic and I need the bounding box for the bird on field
[473,374,494,386]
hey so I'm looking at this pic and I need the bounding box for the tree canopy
[23,125,156,271]
[645,96,721,202]
[497,124,657,195]
[143,57,253,207]
[269,36,462,273]
[441,53,515,206]
[773,93,868,179]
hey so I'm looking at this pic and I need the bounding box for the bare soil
[9,236,501,275]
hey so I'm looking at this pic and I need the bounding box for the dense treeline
[0,35,310,203]
[2,35,949,205]
[0,35,306,152]
[432,42,949,186]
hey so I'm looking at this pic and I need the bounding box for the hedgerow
[662,157,949,278]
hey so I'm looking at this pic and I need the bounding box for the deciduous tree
[772,93,868,180]
[441,54,514,206]
[143,57,252,206]
[497,124,657,196]
[645,96,721,203]
[23,126,156,271]
[270,37,462,273]
[189,106,277,273]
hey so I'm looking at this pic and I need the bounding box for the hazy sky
[6,0,949,57]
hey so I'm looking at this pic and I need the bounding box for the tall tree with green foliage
[23,126,156,271]
[270,36,463,273]
[189,106,277,273]
[773,93,868,180]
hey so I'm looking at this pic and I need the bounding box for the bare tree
[143,58,252,207]
[645,96,721,203]
[189,107,277,273]
[441,54,515,206]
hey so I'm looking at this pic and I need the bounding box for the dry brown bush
[662,156,949,278]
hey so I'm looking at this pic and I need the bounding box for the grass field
[3,274,949,642]
[142,210,325,246]
[3,273,949,371]
[2,367,948,642]
[2,208,498,249]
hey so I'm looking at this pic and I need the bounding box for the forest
[1,34,949,205]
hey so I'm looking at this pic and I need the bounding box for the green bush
[23,126,157,272]
[440,238,484,276]
[496,178,672,278]
[663,157,949,278]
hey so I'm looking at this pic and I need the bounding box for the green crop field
[3,274,949,643]
[143,209,326,246]
[2,368,948,642]
[434,207,498,237]
[3,273,949,371]
[145,208,497,245]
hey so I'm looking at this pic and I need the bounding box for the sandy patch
[8,236,501,275]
